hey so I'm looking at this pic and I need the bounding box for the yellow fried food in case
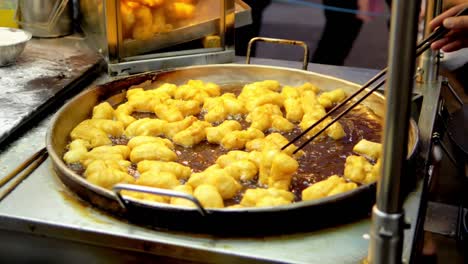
[152,8,172,34]
[138,160,191,180]
[136,171,179,190]
[132,5,153,40]
[205,120,242,144]
[92,102,114,120]
[353,139,382,161]
[344,155,379,184]
[187,168,241,199]
[170,185,195,207]
[164,116,197,139]
[130,142,177,163]
[120,1,137,39]
[141,0,165,8]
[318,89,346,109]
[172,120,211,147]
[124,118,168,137]
[221,128,264,150]
[63,139,90,164]
[240,188,294,207]
[193,184,224,209]
[302,175,357,201]
[114,103,136,128]
[84,160,135,189]
[166,2,195,20]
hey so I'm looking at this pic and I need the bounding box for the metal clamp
[246,37,309,70]
[112,183,208,216]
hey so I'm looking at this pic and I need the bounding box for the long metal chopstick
[0,147,48,202]
[284,8,468,153]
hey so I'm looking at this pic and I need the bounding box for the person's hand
[429,3,468,52]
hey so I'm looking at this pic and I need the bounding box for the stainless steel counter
[0,57,423,263]
[0,36,102,145]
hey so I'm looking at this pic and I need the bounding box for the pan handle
[112,183,208,216]
[246,37,309,70]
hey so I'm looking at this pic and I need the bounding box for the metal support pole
[416,0,443,85]
[368,0,421,263]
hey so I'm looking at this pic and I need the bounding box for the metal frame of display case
[79,0,249,75]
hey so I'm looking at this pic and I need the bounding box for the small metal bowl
[0,27,32,67]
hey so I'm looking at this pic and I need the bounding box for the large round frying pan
[47,64,419,235]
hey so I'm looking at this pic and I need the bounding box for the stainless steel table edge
[0,213,272,264]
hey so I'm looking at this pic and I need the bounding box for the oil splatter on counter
[0,37,103,144]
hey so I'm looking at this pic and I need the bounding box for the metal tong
[283,7,468,154]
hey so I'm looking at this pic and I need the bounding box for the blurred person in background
[235,0,271,56]
[311,0,391,66]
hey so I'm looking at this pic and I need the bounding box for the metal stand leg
[368,0,422,263]
[369,207,407,263]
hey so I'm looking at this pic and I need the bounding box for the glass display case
[79,0,249,75]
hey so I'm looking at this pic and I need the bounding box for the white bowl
[0,27,32,66]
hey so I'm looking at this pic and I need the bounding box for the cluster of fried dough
[299,139,382,201]
[120,0,198,40]
[64,79,367,209]
[343,139,382,184]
